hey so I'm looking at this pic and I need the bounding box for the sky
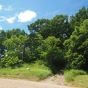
[0,0,88,33]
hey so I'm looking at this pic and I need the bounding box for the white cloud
[0,16,5,22]
[18,10,37,22]
[0,16,16,24]
[0,10,36,23]
[0,26,3,30]
[4,5,13,11]
[6,16,16,24]
[0,5,3,10]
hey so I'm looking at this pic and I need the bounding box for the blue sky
[0,0,88,33]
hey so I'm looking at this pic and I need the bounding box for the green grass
[74,75,88,88]
[64,69,87,82]
[64,69,88,88]
[0,60,52,81]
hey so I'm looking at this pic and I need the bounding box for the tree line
[0,6,88,72]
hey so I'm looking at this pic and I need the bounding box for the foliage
[0,30,6,55]
[64,19,88,69]
[25,33,43,62]
[0,56,23,68]
[28,15,69,39]
[0,29,27,57]
[37,36,65,73]
[69,6,88,35]
[3,35,28,61]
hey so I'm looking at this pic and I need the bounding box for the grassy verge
[64,69,88,88]
[74,75,88,88]
[0,60,52,81]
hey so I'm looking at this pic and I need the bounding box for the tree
[69,6,88,35]
[48,15,69,38]
[0,29,28,60]
[3,35,28,61]
[0,34,28,68]
[28,19,50,39]
[28,15,69,39]
[26,33,43,62]
[64,19,88,70]
[6,28,27,38]
[37,36,65,73]
[0,30,6,57]
[28,19,50,33]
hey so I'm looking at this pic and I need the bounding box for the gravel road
[0,78,76,88]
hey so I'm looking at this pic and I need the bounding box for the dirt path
[0,78,76,88]
[41,74,65,85]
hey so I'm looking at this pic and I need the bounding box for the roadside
[0,78,76,88]
[41,74,65,85]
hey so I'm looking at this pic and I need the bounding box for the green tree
[3,35,28,61]
[26,33,43,62]
[49,15,68,38]
[0,30,6,57]
[28,15,69,39]
[28,19,50,39]
[28,19,50,33]
[0,29,27,57]
[64,19,88,69]
[6,28,27,38]
[37,36,65,73]
[69,6,88,35]
[1,34,28,68]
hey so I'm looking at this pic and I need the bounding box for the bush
[0,56,23,68]
[64,69,87,82]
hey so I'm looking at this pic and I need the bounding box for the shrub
[0,56,23,68]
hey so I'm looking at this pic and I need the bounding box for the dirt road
[0,78,76,88]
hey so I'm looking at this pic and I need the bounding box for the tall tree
[26,33,43,62]
[48,15,68,38]
[37,36,65,72]
[6,28,27,38]
[64,19,88,70]
[28,15,69,39]
[69,6,88,35]
[0,30,6,58]
[3,35,28,61]
[28,19,50,33]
